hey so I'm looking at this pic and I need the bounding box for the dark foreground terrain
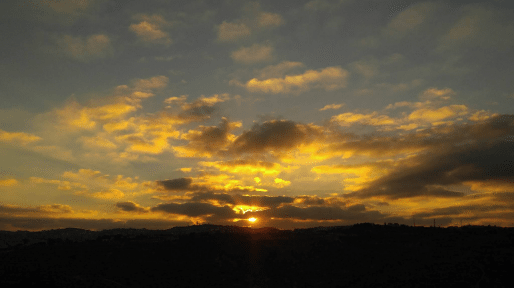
[1,223,513,287]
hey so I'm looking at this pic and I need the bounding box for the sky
[1,0,514,231]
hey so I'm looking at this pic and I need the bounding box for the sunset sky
[1,0,514,231]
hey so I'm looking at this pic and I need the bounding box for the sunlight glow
[248,217,257,223]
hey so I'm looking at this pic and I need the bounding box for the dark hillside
[0,224,513,287]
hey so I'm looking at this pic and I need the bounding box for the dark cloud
[157,177,197,191]
[179,118,239,157]
[151,202,237,219]
[154,175,268,197]
[248,204,384,222]
[166,95,228,122]
[115,201,148,213]
[151,193,385,225]
[413,203,507,220]
[189,191,295,208]
[0,204,72,214]
[350,115,514,199]
[0,217,190,231]
[234,195,294,208]
[178,104,216,122]
[0,205,40,214]
[228,120,323,156]
[293,196,327,206]
[327,114,514,158]
[189,191,236,204]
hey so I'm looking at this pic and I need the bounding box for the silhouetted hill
[1,224,513,287]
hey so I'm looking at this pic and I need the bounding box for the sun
[248,217,257,223]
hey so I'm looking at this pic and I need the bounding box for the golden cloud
[59,169,147,200]
[30,177,88,191]
[419,87,455,101]
[331,112,396,126]
[408,105,468,122]
[463,179,514,194]
[0,179,18,187]
[199,160,289,175]
[319,103,344,111]
[0,129,41,145]
[53,76,168,131]
[468,110,499,122]
[90,189,125,200]
[131,75,169,91]
[155,175,268,198]
[79,135,117,149]
[312,163,391,191]
[273,178,291,188]
[122,131,178,155]
[62,168,102,180]
[129,14,171,45]
[240,66,349,94]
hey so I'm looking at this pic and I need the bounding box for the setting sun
[248,217,257,223]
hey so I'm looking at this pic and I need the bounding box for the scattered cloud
[215,6,284,42]
[408,105,468,123]
[331,112,396,127]
[130,14,172,45]
[132,75,169,91]
[231,43,273,64]
[157,177,197,192]
[0,179,18,187]
[227,120,324,158]
[304,0,353,11]
[56,34,113,62]
[116,201,149,213]
[468,110,499,122]
[50,75,168,131]
[383,2,437,38]
[189,191,294,209]
[254,61,305,79]
[348,115,514,200]
[217,21,251,42]
[236,66,349,94]
[351,60,379,79]
[90,188,125,200]
[419,87,455,101]
[173,117,241,158]
[79,135,117,150]
[0,203,73,215]
[438,5,514,51]
[319,103,344,111]
[30,177,87,191]
[0,129,41,145]
[152,202,237,219]
[36,0,91,14]
[199,160,291,176]
[0,215,190,231]
[274,178,291,188]
[256,12,284,27]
